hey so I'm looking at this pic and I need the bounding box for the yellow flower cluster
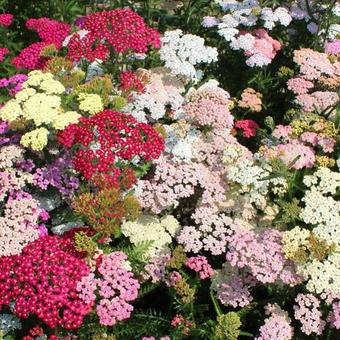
[20,127,49,151]
[78,93,104,115]
[0,71,81,151]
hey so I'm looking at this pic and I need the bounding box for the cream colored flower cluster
[78,93,103,115]
[0,71,80,151]
[281,168,340,298]
[121,214,181,259]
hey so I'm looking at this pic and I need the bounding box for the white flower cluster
[165,125,199,162]
[261,7,292,30]
[207,1,292,42]
[301,168,340,247]
[121,215,181,259]
[124,92,166,123]
[160,30,218,81]
[303,167,340,195]
[300,253,340,296]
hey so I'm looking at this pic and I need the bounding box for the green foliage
[112,309,169,339]
[111,240,153,272]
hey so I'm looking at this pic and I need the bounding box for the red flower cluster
[66,32,109,62]
[67,8,160,62]
[0,47,9,62]
[12,18,70,70]
[0,236,92,329]
[57,110,164,182]
[235,119,259,138]
[11,41,50,69]
[0,13,13,27]
[26,18,71,48]
[120,71,145,94]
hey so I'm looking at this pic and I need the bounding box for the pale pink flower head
[325,40,340,55]
[287,77,314,95]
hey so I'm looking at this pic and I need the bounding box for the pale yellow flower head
[78,93,104,115]
[20,127,49,151]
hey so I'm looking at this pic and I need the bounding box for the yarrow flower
[122,215,181,258]
[26,18,70,49]
[67,9,160,63]
[0,74,28,96]
[58,110,164,181]
[0,47,9,62]
[0,236,92,329]
[256,304,294,340]
[186,256,214,279]
[12,18,70,70]
[78,92,104,115]
[185,84,233,129]
[77,251,140,326]
[238,88,262,112]
[0,14,13,27]
[0,70,80,151]
[235,119,259,138]
[229,29,281,67]
[294,294,326,335]
[160,29,218,81]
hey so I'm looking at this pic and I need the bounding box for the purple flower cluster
[33,153,79,197]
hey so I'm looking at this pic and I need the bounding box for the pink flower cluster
[226,228,300,284]
[178,213,233,255]
[0,13,13,27]
[143,254,170,283]
[296,91,339,113]
[77,252,140,326]
[185,87,233,129]
[0,74,28,95]
[215,271,253,308]
[256,304,294,340]
[288,48,339,113]
[0,190,41,256]
[293,48,335,80]
[11,41,50,70]
[262,139,316,169]
[325,40,340,55]
[245,29,281,67]
[137,156,225,215]
[186,256,214,279]
[0,236,92,329]
[294,294,326,336]
[328,302,340,329]
[269,123,335,166]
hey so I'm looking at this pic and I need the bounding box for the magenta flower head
[75,15,88,28]
[0,14,13,27]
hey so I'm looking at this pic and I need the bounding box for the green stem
[210,290,223,316]
[239,331,253,337]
